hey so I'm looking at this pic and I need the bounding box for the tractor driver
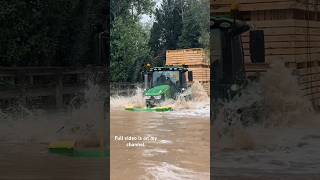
[157,74,167,85]
[164,76,178,97]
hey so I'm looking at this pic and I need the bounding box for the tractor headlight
[220,22,231,28]
[145,96,151,100]
[154,95,162,100]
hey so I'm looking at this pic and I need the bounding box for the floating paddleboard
[48,140,109,158]
[124,105,173,112]
[49,149,109,158]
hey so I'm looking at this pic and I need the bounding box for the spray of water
[215,61,318,129]
[62,81,105,147]
[173,82,209,109]
[110,82,210,117]
[259,61,317,127]
[0,80,106,145]
[213,61,320,150]
[0,107,67,143]
[111,87,145,109]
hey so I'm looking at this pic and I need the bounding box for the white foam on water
[143,148,168,158]
[141,162,209,180]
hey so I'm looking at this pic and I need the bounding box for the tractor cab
[211,16,250,101]
[211,16,266,102]
[144,66,192,107]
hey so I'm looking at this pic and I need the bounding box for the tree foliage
[111,0,154,23]
[0,0,107,66]
[110,0,209,82]
[110,17,151,82]
[178,0,202,48]
[110,0,154,82]
[195,0,210,48]
[149,0,183,56]
[149,0,209,61]
[1,0,209,83]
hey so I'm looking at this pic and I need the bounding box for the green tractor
[143,66,193,108]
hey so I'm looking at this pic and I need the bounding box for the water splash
[213,61,320,151]
[214,61,318,129]
[111,87,145,109]
[259,61,317,127]
[173,81,209,109]
[62,81,105,146]
[0,80,106,145]
[110,82,210,117]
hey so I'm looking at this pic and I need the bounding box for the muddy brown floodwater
[0,143,107,180]
[110,109,210,180]
[0,110,108,180]
[0,83,109,180]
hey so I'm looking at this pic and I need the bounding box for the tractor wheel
[146,100,153,108]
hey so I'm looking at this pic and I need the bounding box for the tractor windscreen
[152,71,180,87]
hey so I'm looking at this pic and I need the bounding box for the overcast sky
[140,0,162,25]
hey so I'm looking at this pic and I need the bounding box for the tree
[178,0,202,48]
[148,0,183,66]
[110,0,154,25]
[0,0,108,66]
[196,0,210,49]
[149,21,162,57]
[149,0,209,62]
[155,0,183,50]
[110,0,154,82]
[110,17,151,82]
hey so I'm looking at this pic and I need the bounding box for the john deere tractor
[143,66,193,108]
